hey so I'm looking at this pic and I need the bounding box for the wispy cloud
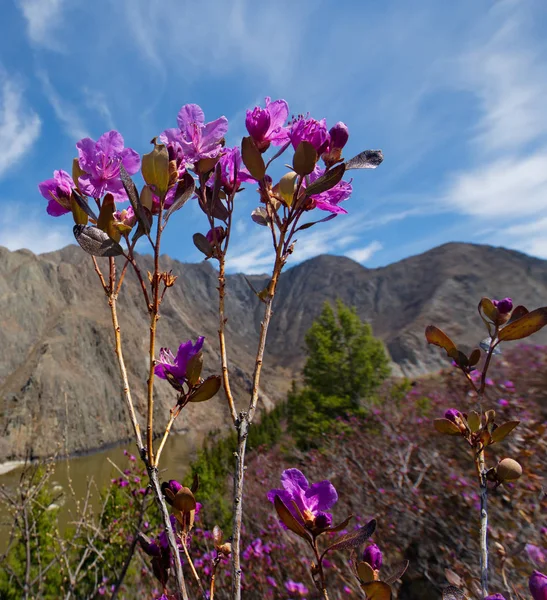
[0,207,72,254]
[38,70,90,141]
[0,75,41,179]
[346,241,383,264]
[17,0,65,50]
[227,212,385,274]
[83,88,116,130]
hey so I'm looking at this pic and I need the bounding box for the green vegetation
[288,300,390,448]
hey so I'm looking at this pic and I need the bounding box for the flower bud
[530,571,547,600]
[445,409,462,424]
[113,207,137,234]
[162,479,183,505]
[493,297,513,315]
[205,226,226,245]
[496,458,522,482]
[321,122,349,168]
[363,543,383,571]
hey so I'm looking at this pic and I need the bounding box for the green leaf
[273,495,311,542]
[193,233,213,258]
[491,421,520,444]
[188,376,221,402]
[96,193,121,242]
[345,149,383,170]
[164,172,195,223]
[361,581,392,600]
[142,140,170,196]
[434,418,461,436]
[70,194,88,225]
[498,307,547,341]
[293,141,317,176]
[467,411,481,433]
[425,326,457,356]
[241,136,266,180]
[322,519,376,556]
[73,225,124,257]
[305,163,346,196]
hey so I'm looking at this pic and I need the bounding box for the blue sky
[1,0,547,273]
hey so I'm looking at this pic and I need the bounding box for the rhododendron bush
[2,97,545,599]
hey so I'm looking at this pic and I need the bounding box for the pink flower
[39,169,75,216]
[289,116,329,153]
[245,97,290,151]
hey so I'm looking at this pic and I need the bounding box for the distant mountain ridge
[2,241,547,460]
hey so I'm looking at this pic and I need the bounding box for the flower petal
[76,138,99,174]
[46,199,71,216]
[266,99,289,132]
[154,364,168,379]
[305,480,338,512]
[201,117,229,151]
[177,104,205,137]
[121,147,141,175]
[96,130,125,156]
[281,468,309,495]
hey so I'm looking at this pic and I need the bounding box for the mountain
[1,242,547,461]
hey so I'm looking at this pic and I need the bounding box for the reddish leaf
[425,326,457,356]
[498,307,547,341]
[468,348,481,366]
[508,305,529,323]
[323,519,376,556]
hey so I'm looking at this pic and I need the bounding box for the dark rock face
[2,242,547,459]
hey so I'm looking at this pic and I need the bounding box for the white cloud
[443,150,547,217]
[0,207,72,254]
[345,241,383,264]
[18,0,65,50]
[38,70,90,141]
[0,76,41,179]
[83,88,115,130]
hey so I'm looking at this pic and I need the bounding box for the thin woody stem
[475,447,489,597]
[312,540,330,600]
[181,536,208,600]
[231,223,288,600]
[218,253,237,424]
[155,403,184,466]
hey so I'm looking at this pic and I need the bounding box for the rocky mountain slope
[1,242,546,460]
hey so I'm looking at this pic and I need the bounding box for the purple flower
[266,576,277,588]
[267,468,338,529]
[498,399,509,407]
[154,337,204,389]
[322,122,349,167]
[245,97,290,151]
[289,116,330,153]
[39,169,75,217]
[363,544,383,570]
[159,127,187,176]
[285,580,308,596]
[484,595,506,600]
[162,479,183,506]
[303,166,352,214]
[211,146,255,193]
[174,104,228,165]
[493,297,513,314]
[530,571,547,600]
[76,131,140,200]
[113,207,136,230]
[527,544,547,566]
[445,409,462,424]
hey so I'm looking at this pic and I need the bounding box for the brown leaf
[491,421,520,443]
[273,495,311,542]
[434,418,461,436]
[305,163,346,196]
[444,569,463,587]
[467,411,481,433]
[361,581,392,600]
[498,307,547,341]
[188,376,221,403]
[323,519,376,556]
[442,586,465,600]
[357,561,375,583]
[384,560,409,585]
[345,149,384,170]
[507,305,528,323]
[468,348,481,366]
[73,225,124,257]
[425,326,457,356]
[164,172,196,222]
[327,515,353,533]
[193,233,213,257]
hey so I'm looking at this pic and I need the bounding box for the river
[0,431,205,552]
